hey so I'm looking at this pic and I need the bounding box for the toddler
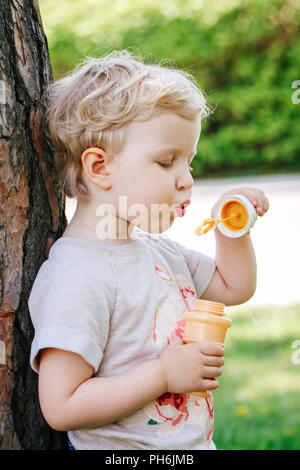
[29,50,269,450]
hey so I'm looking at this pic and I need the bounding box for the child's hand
[158,338,225,394]
[220,187,269,217]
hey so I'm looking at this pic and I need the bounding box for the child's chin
[136,220,173,235]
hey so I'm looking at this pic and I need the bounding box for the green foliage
[39,0,300,177]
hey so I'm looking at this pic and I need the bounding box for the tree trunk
[0,0,68,449]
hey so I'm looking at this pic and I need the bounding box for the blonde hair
[43,49,214,199]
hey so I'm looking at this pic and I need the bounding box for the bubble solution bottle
[195,194,258,238]
[183,299,232,398]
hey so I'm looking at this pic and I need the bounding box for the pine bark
[0,0,68,449]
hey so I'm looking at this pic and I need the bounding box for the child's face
[110,112,201,234]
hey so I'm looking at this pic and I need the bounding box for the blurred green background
[38,0,300,450]
[39,0,300,178]
[214,303,300,450]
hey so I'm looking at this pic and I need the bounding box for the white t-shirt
[29,229,216,450]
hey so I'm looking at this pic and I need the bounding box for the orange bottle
[195,194,258,238]
[183,299,232,398]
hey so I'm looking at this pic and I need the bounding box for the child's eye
[157,162,194,172]
[157,162,173,168]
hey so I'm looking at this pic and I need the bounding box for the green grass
[212,303,300,450]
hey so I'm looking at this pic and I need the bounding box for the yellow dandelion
[236,404,249,416]
[284,427,296,436]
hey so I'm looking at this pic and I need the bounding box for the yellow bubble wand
[195,213,240,236]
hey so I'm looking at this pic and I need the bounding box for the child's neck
[62,198,137,246]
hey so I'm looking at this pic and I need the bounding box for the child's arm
[38,339,224,431]
[38,347,166,431]
[201,187,269,306]
[202,229,257,305]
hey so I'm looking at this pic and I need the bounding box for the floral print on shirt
[143,263,214,445]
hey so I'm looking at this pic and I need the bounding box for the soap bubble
[248,304,278,328]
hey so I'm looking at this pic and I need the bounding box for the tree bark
[0,0,68,449]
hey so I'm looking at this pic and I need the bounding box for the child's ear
[81,147,112,190]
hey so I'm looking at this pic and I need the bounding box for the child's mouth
[176,206,185,217]
[175,201,190,217]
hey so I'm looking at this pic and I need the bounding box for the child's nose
[176,171,194,192]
